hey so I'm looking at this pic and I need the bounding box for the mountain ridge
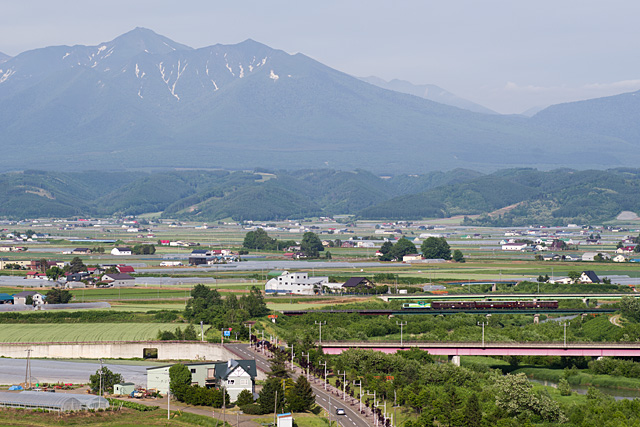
[0,28,638,173]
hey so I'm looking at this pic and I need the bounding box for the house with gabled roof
[580,271,601,284]
[212,359,257,402]
[342,277,374,290]
[101,273,135,287]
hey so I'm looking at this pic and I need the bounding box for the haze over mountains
[0,28,638,173]
[358,76,496,115]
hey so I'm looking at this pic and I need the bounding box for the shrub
[239,403,265,415]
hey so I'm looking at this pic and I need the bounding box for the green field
[0,323,178,342]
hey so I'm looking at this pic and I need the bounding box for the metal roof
[0,391,83,411]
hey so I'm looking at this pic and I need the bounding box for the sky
[2,0,639,114]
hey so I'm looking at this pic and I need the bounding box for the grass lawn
[0,323,177,342]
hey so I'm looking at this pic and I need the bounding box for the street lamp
[319,360,328,390]
[337,370,347,399]
[396,321,407,347]
[301,351,310,380]
[477,321,487,347]
[353,380,363,413]
[315,320,326,344]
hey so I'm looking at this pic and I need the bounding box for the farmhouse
[13,291,45,305]
[265,271,332,295]
[111,247,132,256]
[342,277,374,291]
[147,359,257,401]
[580,271,601,284]
[101,273,135,287]
[402,254,424,262]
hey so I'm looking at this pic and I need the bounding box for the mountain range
[0,28,638,173]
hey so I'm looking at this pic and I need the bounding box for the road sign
[224,331,231,337]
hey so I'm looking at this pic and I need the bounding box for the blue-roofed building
[0,293,13,304]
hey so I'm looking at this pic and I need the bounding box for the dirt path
[610,314,623,327]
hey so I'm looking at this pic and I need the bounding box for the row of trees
[378,237,463,262]
[243,228,325,258]
[184,285,269,330]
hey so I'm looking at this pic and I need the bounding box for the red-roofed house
[117,265,135,274]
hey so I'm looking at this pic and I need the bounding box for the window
[190,369,196,374]
[242,379,249,385]
[227,379,235,385]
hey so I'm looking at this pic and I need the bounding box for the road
[226,343,373,427]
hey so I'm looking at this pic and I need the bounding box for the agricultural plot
[0,322,177,342]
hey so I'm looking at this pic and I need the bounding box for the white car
[336,408,346,415]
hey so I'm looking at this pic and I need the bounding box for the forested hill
[359,168,640,225]
[1,168,640,224]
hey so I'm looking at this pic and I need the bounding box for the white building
[265,271,335,295]
[501,243,528,251]
[111,247,132,256]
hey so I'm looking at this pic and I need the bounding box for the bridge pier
[583,298,589,307]
[448,355,461,366]
[534,314,540,324]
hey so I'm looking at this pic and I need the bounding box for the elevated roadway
[319,341,640,358]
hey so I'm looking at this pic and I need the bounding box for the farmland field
[0,323,178,342]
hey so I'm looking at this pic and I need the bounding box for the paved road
[226,343,373,427]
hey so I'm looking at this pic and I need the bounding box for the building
[116,265,135,274]
[212,359,257,402]
[113,383,137,396]
[0,293,13,304]
[582,252,610,262]
[277,413,294,427]
[147,360,256,399]
[402,254,423,262]
[264,271,331,295]
[189,250,236,265]
[111,247,132,256]
[342,277,374,291]
[101,273,135,287]
[501,243,528,251]
[580,271,601,284]
[613,254,627,263]
[13,291,45,305]
[72,248,92,255]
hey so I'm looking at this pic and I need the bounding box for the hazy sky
[2,0,639,114]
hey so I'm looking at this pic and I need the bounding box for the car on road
[336,408,346,415]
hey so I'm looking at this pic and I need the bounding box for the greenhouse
[62,393,110,410]
[0,391,84,412]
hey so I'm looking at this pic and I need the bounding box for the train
[402,300,559,310]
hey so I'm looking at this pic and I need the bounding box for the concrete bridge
[0,341,236,361]
[319,341,640,365]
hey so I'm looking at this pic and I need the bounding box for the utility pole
[319,360,328,390]
[353,380,362,413]
[247,323,252,347]
[167,390,170,420]
[98,359,105,398]
[290,344,295,371]
[25,349,32,389]
[315,320,326,344]
[365,391,377,427]
[337,370,347,399]
[273,390,278,426]
[563,322,570,347]
[201,321,204,342]
[477,321,487,347]
[262,330,265,354]
[396,321,407,347]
